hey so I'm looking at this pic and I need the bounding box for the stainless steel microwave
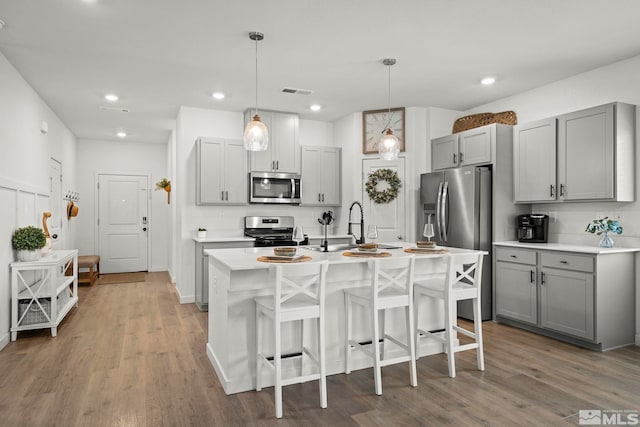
[249,172,301,204]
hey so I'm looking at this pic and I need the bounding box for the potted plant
[197,228,207,239]
[12,226,47,261]
[155,178,171,204]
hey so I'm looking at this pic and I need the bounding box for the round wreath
[366,168,401,204]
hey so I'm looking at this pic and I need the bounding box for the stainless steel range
[244,216,308,247]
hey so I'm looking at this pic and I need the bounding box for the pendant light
[379,58,400,161]
[243,31,269,151]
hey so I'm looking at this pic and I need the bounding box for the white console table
[10,249,78,341]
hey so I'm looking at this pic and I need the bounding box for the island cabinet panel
[513,118,557,202]
[493,243,636,351]
[196,137,248,205]
[513,102,635,203]
[245,110,300,174]
[300,145,341,206]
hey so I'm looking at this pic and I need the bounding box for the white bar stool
[344,256,417,395]
[255,260,329,419]
[414,252,486,378]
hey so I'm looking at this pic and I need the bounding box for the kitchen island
[205,243,484,394]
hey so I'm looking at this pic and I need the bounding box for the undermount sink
[304,244,357,252]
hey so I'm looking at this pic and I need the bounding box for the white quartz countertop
[493,241,640,255]
[205,243,485,271]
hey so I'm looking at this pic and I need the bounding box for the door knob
[143,227,147,231]
[397,235,403,240]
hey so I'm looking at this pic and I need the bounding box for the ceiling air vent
[281,87,314,95]
[99,106,130,113]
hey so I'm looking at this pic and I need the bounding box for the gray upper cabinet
[514,102,635,203]
[300,146,341,206]
[431,125,493,170]
[196,137,248,205]
[431,134,458,170]
[513,118,557,202]
[245,110,300,174]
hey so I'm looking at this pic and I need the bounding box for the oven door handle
[291,179,296,199]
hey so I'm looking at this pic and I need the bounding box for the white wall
[173,107,340,302]
[459,53,640,344]
[75,139,169,271]
[0,51,77,350]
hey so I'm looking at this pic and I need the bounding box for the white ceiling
[2,0,640,144]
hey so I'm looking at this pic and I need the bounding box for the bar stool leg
[344,294,352,375]
[275,319,283,419]
[256,310,263,392]
[319,315,327,408]
[371,304,382,396]
[473,297,485,371]
[445,298,456,378]
[406,303,417,387]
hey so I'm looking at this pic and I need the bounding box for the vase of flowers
[585,217,623,248]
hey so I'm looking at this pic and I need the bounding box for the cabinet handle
[541,272,545,285]
[459,152,464,163]
[221,190,224,201]
[530,270,535,283]
[550,185,555,197]
[510,254,517,258]
[453,153,457,164]
[560,184,565,197]
[322,193,325,202]
[276,160,279,170]
[226,191,229,201]
[318,193,321,202]
[560,260,568,264]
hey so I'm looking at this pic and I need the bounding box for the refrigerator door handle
[441,181,449,242]
[436,182,443,240]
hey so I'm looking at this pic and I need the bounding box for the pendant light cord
[387,63,391,115]
[255,36,258,116]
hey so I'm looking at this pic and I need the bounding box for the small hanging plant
[365,168,401,204]
[155,178,171,204]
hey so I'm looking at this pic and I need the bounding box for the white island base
[205,245,476,395]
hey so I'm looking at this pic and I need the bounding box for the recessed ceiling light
[212,92,225,100]
[310,104,322,112]
[481,77,496,86]
[116,131,126,138]
[105,93,119,102]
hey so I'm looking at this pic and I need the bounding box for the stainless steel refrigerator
[419,166,492,320]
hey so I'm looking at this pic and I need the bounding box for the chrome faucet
[347,201,365,244]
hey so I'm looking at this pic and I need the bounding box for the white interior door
[362,158,406,244]
[49,158,63,249]
[98,174,149,274]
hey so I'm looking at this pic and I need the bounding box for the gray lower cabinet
[494,244,635,350]
[195,240,254,310]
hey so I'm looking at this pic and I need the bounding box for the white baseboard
[635,333,640,346]
[148,266,167,273]
[0,332,10,352]
[174,285,195,304]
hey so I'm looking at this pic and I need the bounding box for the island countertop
[204,242,481,271]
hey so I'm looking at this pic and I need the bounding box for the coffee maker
[517,214,549,243]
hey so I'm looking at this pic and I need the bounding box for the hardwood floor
[1,272,638,426]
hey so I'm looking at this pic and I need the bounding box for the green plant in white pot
[12,226,47,261]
